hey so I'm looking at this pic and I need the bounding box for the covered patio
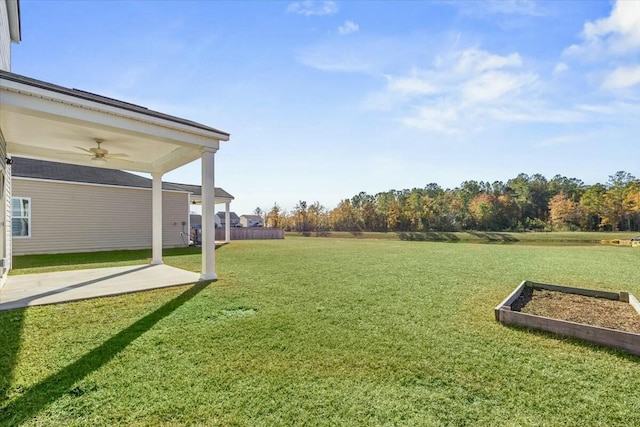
[0,264,201,311]
[0,71,230,282]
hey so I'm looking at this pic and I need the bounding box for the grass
[9,247,203,275]
[1,236,640,425]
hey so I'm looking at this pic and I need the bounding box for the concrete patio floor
[0,264,203,311]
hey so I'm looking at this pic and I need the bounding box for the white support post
[225,201,231,243]
[200,147,218,281]
[151,171,163,265]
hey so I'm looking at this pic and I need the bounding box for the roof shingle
[11,157,233,199]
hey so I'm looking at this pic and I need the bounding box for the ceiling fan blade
[107,153,129,158]
[56,151,91,156]
[74,146,94,154]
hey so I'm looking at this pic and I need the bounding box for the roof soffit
[0,72,229,174]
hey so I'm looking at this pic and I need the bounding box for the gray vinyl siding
[0,0,10,71]
[12,178,189,255]
[4,163,9,269]
[0,129,8,277]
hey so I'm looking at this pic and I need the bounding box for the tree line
[257,171,640,233]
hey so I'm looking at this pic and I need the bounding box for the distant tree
[529,174,550,222]
[292,201,309,232]
[549,175,584,201]
[361,199,380,231]
[623,182,640,231]
[286,170,636,233]
[386,198,402,231]
[330,199,360,231]
[549,193,579,230]
[507,173,532,228]
[420,195,439,231]
[601,172,637,230]
[404,191,424,231]
[579,184,605,230]
[424,182,443,198]
[307,201,326,232]
[496,194,519,230]
[265,203,283,228]
[469,193,498,230]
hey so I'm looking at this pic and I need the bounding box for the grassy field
[1,236,639,425]
[287,230,640,244]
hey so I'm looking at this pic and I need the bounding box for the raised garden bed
[495,281,640,356]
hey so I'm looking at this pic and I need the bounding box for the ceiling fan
[67,139,129,165]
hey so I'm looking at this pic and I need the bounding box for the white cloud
[454,0,548,18]
[462,71,537,104]
[400,105,460,134]
[388,75,438,96]
[535,134,581,148]
[564,0,640,59]
[362,69,440,110]
[299,46,374,73]
[484,0,544,16]
[338,20,359,35]
[453,49,522,74]
[553,62,568,75]
[286,1,338,17]
[484,103,586,124]
[364,48,549,133]
[602,65,640,90]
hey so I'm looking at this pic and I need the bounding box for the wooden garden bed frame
[495,281,640,356]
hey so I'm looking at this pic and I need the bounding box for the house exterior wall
[11,178,189,255]
[240,216,264,227]
[3,161,9,271]
[0,0,10,71]
[0,130,8,285]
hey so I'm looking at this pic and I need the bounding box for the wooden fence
[215,228,284,241]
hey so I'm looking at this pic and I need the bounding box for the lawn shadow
[466,231,519,243]
[397,232,460,242]
[0,282,209,425]
[0,308,25,406]
[505,323,640,361]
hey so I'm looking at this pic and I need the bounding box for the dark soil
[513,288,640,334]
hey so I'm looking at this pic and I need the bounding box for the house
[1,0,231,284]
[240,214,264,228]
[216,211,241,228]
[11,157,235,255]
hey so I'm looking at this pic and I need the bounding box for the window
[12,197,31,238]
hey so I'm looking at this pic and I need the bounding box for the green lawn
[287,230,640,244]
[1,237,639,426]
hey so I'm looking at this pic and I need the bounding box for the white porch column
[200,147,218,281]
[151,171,163,265]
[225,201,231,243]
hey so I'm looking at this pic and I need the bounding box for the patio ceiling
[0,71,230,174]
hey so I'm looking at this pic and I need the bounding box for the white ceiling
[1,76,229,174]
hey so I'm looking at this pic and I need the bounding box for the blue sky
[12,0,640,214]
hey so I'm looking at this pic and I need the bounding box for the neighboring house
[11,157,234,255]
[216,211,241,228]
[240,214,264,228]
[1,0,231,283]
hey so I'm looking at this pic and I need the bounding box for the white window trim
[12,196,31,239]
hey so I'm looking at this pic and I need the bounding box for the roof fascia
[0,76,229,145]
[6,0,21,42]
[13,176,191,194]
